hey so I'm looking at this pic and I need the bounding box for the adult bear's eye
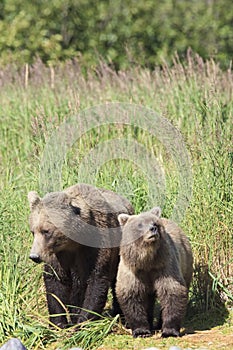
[41,230,51,237]
[71,205,81,215]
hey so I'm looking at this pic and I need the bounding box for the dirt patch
[150,327,233,350]
[99,325,233,350]
[182,329,233,349]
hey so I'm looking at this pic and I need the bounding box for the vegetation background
[0,0,233,68]
[0,0,232,349]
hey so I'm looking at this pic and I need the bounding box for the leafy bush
[0,0,232,68]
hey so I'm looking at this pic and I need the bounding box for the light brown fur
[116,207,193,338]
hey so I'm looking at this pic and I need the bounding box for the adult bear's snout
[29,253,42,264]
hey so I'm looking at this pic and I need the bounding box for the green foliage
[62,315,119,350]
[0,0,232,67]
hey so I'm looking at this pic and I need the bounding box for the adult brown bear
[116,207,193,338]
[28,183,133,328]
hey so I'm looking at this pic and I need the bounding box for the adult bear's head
[28,191,83,264]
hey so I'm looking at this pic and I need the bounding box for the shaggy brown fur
[28,183,133,328]
[116,207,193,338]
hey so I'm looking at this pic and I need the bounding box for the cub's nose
[29,254,42,264]
[149,223,158,233]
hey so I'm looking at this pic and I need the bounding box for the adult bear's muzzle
[29,253,42,264]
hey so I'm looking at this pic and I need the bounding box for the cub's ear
[150,206,162,217]
[118,213,130,226]
[28,191,41,210]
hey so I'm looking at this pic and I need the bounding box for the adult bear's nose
[29,253,42,264]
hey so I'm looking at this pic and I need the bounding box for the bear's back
[65,183,134,227]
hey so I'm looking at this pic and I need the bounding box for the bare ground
[99,318,233,350]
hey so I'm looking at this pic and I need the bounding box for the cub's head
[28,191,81,264]
[118,207,165,268]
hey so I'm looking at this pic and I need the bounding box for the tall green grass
[0,53,232,348]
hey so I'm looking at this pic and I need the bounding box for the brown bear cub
[28,183,133,328]
[116,207,193,338]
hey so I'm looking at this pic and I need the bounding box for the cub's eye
[138,223,143,229]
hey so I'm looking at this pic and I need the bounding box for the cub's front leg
[155,276,188,337]
[116,263,152,338]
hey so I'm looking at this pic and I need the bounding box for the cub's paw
[133,328,152,338]
[161,327,180,338]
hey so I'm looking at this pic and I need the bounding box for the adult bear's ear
[28,191,41,210]
[150,206,162,217]
[118,213,130,226]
